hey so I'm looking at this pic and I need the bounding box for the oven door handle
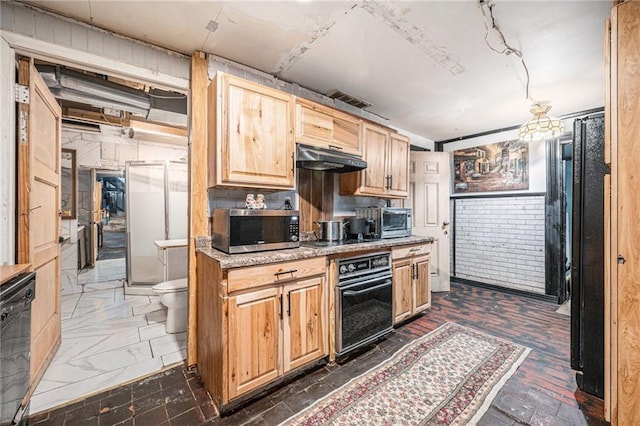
[343,280,392,296]
[339,273,392,289]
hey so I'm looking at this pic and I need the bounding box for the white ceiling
[22,0,612,142]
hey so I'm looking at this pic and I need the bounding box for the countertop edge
[0,264,32,285]
[197,236,434,269]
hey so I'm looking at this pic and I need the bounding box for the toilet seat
[152,278,187,293]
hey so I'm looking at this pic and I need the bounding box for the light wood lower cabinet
[392,245,431,324]
[228,287,281,399]
[197,253,328,410]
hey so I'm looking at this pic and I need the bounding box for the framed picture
[453,139,529,193]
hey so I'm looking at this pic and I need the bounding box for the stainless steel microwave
[356,207,412,239]
[212,209,300,254]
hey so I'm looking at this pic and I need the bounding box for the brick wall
[454,196,546,294]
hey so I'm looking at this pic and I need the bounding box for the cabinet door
[361,122,389,195]
[223,75,294,189]
[392,259,413,324]
[388,133,410,197]
[332,110,361,156]
[413,256,431,314]
[228,287,281,399]
[283,276,326,372]
[295,100,333,146]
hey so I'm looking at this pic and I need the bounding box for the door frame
[0,30,189,265]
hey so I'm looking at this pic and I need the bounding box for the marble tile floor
[78,258,127,289]
[30,285,186,414]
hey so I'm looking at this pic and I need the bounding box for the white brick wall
[454,196,546,294]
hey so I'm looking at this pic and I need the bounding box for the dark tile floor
[29,282,608,425]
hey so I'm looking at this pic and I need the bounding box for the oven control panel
[338,253,390,277]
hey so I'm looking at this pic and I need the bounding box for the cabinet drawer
[392,244,431,260]
[228,257,326,293]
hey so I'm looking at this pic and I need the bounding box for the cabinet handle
[389,175,393,190]
[409,247,421,253]
[279,294,283,320]
[411,263,416,280]
[291,153,295,174]
[385,176,391,190]
[328,144,343,151]
[287,292,291,317]
[275,269,298,278]
[415,263,419,280]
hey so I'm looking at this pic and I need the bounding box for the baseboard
[451,277,558,303]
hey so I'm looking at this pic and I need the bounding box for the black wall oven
[336,252,393,356]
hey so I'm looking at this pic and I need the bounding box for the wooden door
[388,133,410,197]
[283,277,326,372]
[223,75,294,189]
[228,287,281,399]
[610,2,640,424]
[17,59,62,390]
[409,151,451,292]
[413,256,431,313]
[392,259,412,324]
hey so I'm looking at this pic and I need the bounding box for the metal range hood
[296,144,367,173]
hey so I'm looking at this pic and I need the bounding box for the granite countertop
[197,235,434,269]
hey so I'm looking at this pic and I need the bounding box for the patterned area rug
[280,322,530,426]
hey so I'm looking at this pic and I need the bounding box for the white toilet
[152,278,188,333]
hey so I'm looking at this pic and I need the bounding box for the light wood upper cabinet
[388,133,410,197]
[332,110,361,155]
[392,244,431,325]
[340,122,409,198]
[228,287,281,399]
[294,98,361,156]
[208,73,295,190]
[295,99,334,146]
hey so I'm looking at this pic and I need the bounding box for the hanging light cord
[478,0,530,101]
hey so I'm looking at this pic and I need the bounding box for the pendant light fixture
[518,103,565,142]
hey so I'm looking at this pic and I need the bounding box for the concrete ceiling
[22,0,612,142]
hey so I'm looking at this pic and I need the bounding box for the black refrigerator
[570,112,605,398]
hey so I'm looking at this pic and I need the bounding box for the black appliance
[335,252,393,356]
[212,208,300,254]
[570,113,605,398]
[1,272,36,426]
[296,144,367,173]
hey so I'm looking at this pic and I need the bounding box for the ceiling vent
[326,89,372,109]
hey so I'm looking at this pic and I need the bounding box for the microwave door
[229,216,291,245]
[382,211,408,231]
